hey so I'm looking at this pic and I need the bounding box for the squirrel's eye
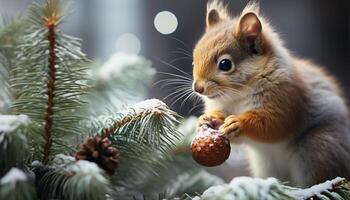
[218,59,232,71]
[217,54,234,72]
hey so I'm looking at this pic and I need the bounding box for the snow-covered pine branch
[88,53,156,114]
[193,176,350,200]
[90,99,182,153]
[0,114,29,176]
[11,0,89,163]
[0,17,27,114]
[0,168,36,200]
[32,155,110,200]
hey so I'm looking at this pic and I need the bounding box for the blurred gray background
[1,0,350,116]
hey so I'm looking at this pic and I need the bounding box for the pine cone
[75,136,119,175]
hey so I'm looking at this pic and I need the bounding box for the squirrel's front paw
[197,114,224,130]
[219,115,243,138]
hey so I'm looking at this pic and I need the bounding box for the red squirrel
[193,1,350,187]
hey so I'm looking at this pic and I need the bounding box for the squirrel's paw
[197,114,224,130]
[219,115,242,138]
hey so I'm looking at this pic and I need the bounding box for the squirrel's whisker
[170,36,192,51]
[163,87,192,101]
[156,59,192,78]
[169,56,192,64]
[170,89,193,108]
[157,72,192,81]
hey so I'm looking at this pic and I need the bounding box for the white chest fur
[243,139,296,183]
[205,97,251,115]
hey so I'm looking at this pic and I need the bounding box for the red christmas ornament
[191,125,231,167]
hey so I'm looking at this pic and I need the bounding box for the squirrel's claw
[219,115,242,138]
[197,114,224,130]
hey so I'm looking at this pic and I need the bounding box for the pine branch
[91,99,182,152]
[32,155,110,200]
[0,17,27,113]
[0,114,29,176]
[42,1,59,165]
[11,0,89,163]
[79,99,183,187]
[110,117,224,200]
[87,53,155,115]
[287,177,350,200]
[192,176,350,200]
[0,168,36,200]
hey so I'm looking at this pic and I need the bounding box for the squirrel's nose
[194,81,204,94]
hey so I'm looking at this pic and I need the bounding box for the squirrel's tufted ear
[206,0,230,30]
[236,12,262,45]
[235,2,262,51]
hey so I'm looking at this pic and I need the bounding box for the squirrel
[192,0,350,187]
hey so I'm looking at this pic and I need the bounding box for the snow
[31,160,42,167]
[70,160,102,174]
[129,98,166,114]
[288,177,344,199]
[192,125,224,144]
[198,176,285,200]
[98,52,154,81]
[0,114,29,132]
[52,154,75,169]
[230,177,278,198]
[0,168,27,185]
[69,160,107,183]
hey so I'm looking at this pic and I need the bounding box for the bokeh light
[115,33,141,54]
[154,11,178,35]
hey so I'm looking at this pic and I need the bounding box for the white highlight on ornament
[154,11,178,35]
[115,33,141,54]
[0,168,27,185]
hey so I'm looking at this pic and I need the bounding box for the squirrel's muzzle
[193,81,205,94]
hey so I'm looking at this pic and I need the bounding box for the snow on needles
[70,160,102,175]
[195,176,286,200]
[69,160,108,183]
[289,177,344,199]
[0,168,27,185]
[98,53,154,81]
[130,98,166,114]
[0,114,29,132]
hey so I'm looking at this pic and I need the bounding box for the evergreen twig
[11,0,89,162]
[32,156,110,200]
[42,1,59,164]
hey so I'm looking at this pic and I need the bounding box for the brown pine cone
[75,136,119,175]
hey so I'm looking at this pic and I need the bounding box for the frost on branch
[128,98,166,114]
[0,115,29,176]
[98,53,154,81]
[288,177,350,199]
[0,167,36,200]
[89,53,156,113]
[193,176,350,200]
[0,114,29,133]
[0,168,27,185]
[194,176,292,200]
[32,156,110,200]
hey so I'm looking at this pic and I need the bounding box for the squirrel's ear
[235,12,262,49]
[206,1,230,30]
